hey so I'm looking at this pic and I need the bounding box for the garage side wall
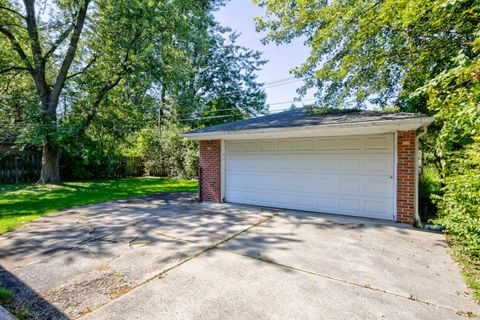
[397,131,416,224]
[199,140,221,202]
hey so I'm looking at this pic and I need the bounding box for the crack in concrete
[18,209,184,268]
[217,247,478,316]
[16,205,474,319]
[76,213,277,319]
[115,214,477,318]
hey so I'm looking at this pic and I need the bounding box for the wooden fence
[0,154,146,184]
[96,156,144,179]
[0,153,41,183]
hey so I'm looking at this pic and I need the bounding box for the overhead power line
[263,79,304,89]
[0,100,317,129]
[263,76,296,86]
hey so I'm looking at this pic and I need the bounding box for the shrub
[434,144,480,258]
[418,164,442,222]
[130,123,198,179]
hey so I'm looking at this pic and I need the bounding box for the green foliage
[434,143,480,258]
[0,178,197,234]
[419,165,442,203]
[255,0,478,110]
[303,105,360,117]
[13,308,30,320]
[463,269,480,301]
[0,0,266,182]
[0,288,12,304]
[127,123,199,179]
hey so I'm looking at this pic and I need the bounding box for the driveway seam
[74,211,476,318]
[76,213,277,319]
[139,227,474,316]
[215,247,476,317]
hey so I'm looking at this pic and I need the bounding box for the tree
[0,0,214,183]
[254,0,478,111]
[121,12,268,180]
[150,12,268,129]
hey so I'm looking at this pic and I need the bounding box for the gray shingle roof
[183,108,431,135]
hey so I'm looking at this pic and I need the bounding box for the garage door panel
[257,159,272,170]
[316,197,336,210]
[243,141,257,152]
[296,175,317,190]
[294,194,316,209]
[277,158,296,170]
[256,192,277,205]
[234,190,257,203]
[276,193,295,207]
[365,158,391,173]
[339,159,361,171]
[295,157,316,171]
[339,178,361,193]
[365,200,391,215]
[317,139,337,150]
[296,139,315,151]
[226,173,243,185]
[365,137,390,150]
[262,174,277,186]
[339,138,362,150]
[226,141,244,153]
[365,136,394,152]
[276,174,297,190]
[317,176,337,192]
[225,134,394,220]
[278,140,295,151]
[317,159,337,171]
[339,199,362,213]
[364,179,393,197]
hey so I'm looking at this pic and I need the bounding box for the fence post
[14,155,18,184]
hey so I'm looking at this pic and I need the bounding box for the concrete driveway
[0,193,478,319]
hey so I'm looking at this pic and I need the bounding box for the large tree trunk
[38,142,61,184]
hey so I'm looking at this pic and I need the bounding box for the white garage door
[225,134,395,220]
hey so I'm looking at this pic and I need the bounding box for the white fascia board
[180,117,434,141]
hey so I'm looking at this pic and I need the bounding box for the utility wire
[263,79,304,89]
[263,76,296,86]
[0,101,317,129]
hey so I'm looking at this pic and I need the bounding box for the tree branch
[2,69,24,93]
[50,0,91,111]
[65,55,97,80]
[0,5,25,19]
[0,26,34,73]
[23,0,44,67]
[76,76,122,136]
[0,65,28,74]
[44,24,74,58]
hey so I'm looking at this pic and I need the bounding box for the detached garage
[181,108,434,224]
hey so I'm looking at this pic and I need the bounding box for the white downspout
[415,126,428,226]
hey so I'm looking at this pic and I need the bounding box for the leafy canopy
[254,0,478,110]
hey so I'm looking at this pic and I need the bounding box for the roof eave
[180,117,435,141]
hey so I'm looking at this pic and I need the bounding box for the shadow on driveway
[0,266,67,320]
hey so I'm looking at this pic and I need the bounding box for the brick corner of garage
[396,130,417,225]
[199,140,222,203]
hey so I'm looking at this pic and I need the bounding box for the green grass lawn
[0,177,198,235]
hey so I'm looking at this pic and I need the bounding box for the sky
[214,0,315,112]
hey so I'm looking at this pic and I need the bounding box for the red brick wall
[397,131,416,224]
[199,140,221,202]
